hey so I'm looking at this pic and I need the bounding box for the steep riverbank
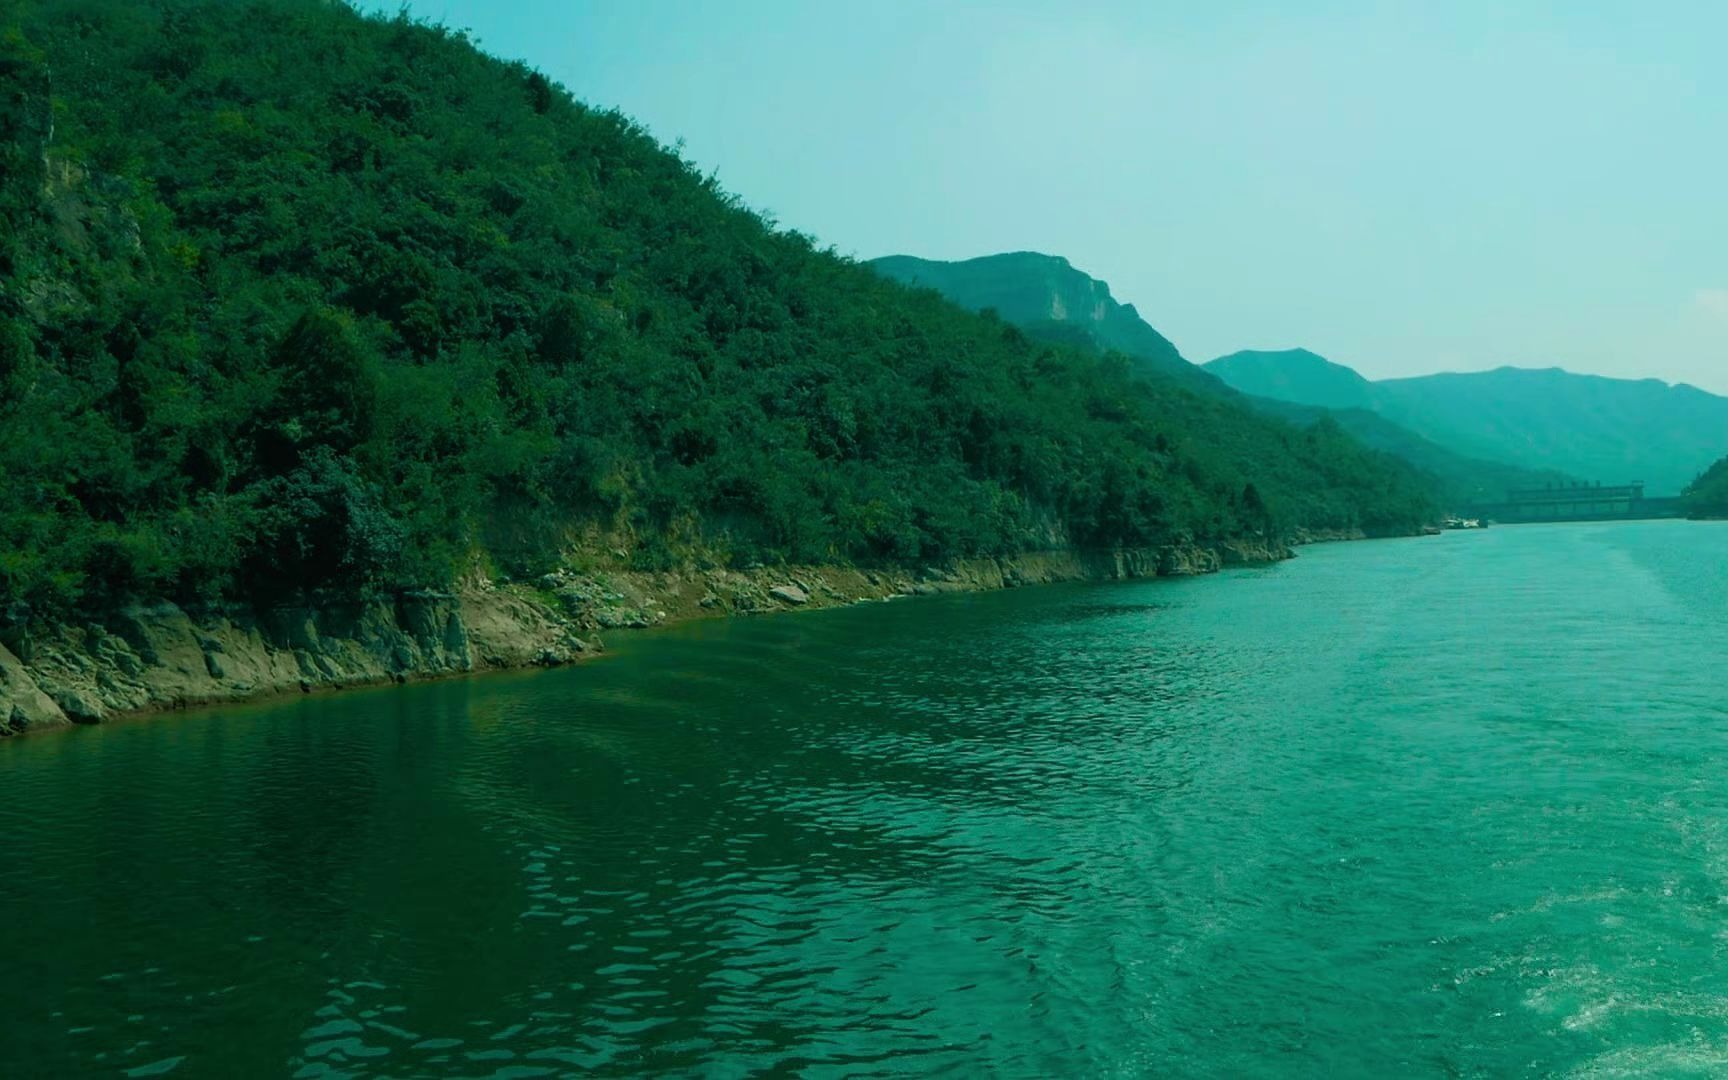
[0,537,1302,735]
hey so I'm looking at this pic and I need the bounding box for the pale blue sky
[384,1,1728,393]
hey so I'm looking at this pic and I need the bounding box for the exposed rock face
[868,252,1206,389]
[0,644,63,734]
[0,537,1316,735]
[0,588,591,735]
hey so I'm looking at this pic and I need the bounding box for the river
[4,520,1727,1077]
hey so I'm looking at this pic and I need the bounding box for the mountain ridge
[872,259,1573,505]
[1206,351,1728,495]
[869,251,1215,391]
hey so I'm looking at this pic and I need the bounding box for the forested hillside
[1239,398,1575,505]
[0,0,1436,623]
[1685,457,1728,518]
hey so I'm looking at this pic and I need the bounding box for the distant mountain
[872,258,1567,506]
[1206,352,1728,496]
[1207,349,1375,411]
[1241,397,1573,505]
[869,252,1214,389]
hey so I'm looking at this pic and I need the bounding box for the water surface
[4,521,1728,1077]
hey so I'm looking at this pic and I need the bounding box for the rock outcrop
[0,537,1312,735]
[0,587,591,735]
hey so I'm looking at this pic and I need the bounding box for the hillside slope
[877,266,1562,506]
[870,252,1218,391]
[1684,457,1728,518]
[1207,349,1375,410]
[1206,351,1728,495]
[1239,397,1574,506]
[1372,368,1728,496]
[0,0,1436,638]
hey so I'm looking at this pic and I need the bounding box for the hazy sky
[385,1,1728,393]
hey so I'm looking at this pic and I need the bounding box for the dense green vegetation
[1684,457,1728,518]
[0,0,1436,620]
[1206,349,1728,496]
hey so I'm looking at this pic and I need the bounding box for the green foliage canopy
[1684,457,1728,519]
[0,0,1437,618]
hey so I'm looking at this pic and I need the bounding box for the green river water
[4,520,1728,1077]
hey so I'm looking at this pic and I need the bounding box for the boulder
[49,686,105,724]
[769,584,810,606]
[0,644,68,731]
[595,607,650,629]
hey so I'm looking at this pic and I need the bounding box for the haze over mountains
[875,253,1728,501]
[1206,351,1728,496]
[873,254,1574,505]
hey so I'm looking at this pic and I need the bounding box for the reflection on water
[3,521,1727,1076]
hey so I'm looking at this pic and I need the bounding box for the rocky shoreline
[0,536,1311,736]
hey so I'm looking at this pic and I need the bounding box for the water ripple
[3,521,1727,1076]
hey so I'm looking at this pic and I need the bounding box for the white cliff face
[1087,280,1110,324]
[1047,274,1115,328]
